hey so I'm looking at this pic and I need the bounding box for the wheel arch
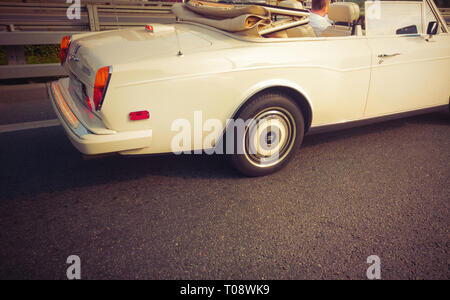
[232,83,314,133]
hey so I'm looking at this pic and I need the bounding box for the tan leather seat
[321,2,360,37]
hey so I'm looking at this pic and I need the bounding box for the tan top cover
[172,3,271,35]
[172,1,311,37]
[185,0,271,18]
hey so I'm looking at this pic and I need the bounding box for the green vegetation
[0,45,59,65]
[0,47,7,65]
[24,45,60,65]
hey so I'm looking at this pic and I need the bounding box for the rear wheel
[228,92,305,177]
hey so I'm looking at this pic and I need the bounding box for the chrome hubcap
[244,107,296,168]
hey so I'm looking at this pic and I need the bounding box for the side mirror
[427,21,438,35]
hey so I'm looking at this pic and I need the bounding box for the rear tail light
[59,35,71,65]
[93,66,112,111]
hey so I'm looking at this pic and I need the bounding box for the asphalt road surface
[0,86,449,280]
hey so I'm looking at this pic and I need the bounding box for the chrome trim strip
[48,82,91,138]
[96,65,112,111]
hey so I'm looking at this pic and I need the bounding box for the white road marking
[0,119,60,134]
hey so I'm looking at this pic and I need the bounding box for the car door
[364,0,450,117]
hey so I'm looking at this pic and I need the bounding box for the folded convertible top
[172,0,310,37]
[186,0,271,18]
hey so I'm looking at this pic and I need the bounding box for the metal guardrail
[0,31,82,79]
[0,2,449,80]
[0,1,175,31]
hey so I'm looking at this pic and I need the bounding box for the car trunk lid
[65,25,213,85]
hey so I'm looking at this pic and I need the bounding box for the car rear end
[49,33,153,155]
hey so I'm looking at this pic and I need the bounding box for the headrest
[279,0,303,10]
[328,2,360,23]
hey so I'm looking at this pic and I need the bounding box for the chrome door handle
[378,53,401,58]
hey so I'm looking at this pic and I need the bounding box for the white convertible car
[49,0,449,176]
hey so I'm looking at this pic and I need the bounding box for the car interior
[174,0,366,38]
[265,1,363,38]
[175,0,442,39]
